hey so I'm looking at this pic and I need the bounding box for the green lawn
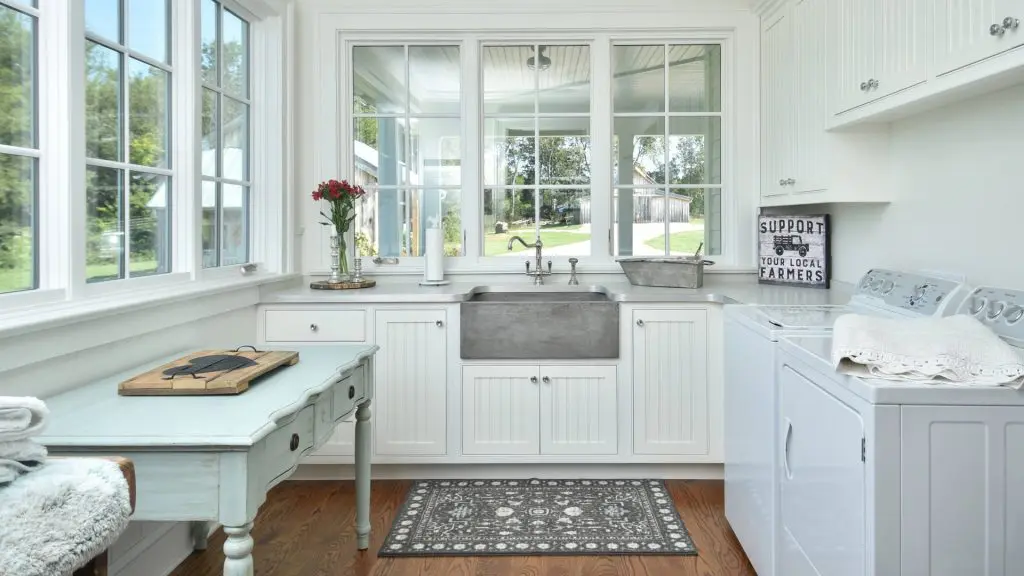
[644,228,706,254]
[0,260,160,293]
[484,225,589,256]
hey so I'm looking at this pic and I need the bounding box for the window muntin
[612,43,722,258]
[0,0,37,295]
[201,0,251,268]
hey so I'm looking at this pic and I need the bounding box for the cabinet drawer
[264,310,366,342]
[259,405,315,488]
[332,367,365,421]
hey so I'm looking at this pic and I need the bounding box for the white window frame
[0,0,292,315]
[324,21,747,276]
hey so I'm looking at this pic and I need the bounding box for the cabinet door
[539,365,617,456]
[632,309,709,455]
[792,0,828,194]
[829,0,879,114]
[462,366,539,455]
[373,310,448,456]
[777,364,866,576]
[876,0,929,98]
[761,9,794,199]
[935,0,1024,75]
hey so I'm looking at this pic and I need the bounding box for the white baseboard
[292,462,725,481]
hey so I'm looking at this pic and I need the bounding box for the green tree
[0,7,34,288]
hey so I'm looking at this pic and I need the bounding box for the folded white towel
[0,396,48,441]
[0,440,47,485]
[831,313,1024,387]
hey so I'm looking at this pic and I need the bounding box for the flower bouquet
[312,179,367,282]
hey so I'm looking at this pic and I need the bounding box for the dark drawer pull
[348,385,355,399]
[290,433,299,451]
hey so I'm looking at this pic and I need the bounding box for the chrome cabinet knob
[310,323,319,332]
[785,178,796,185]
[1004,17,1020,30]
[542,376,550,383]
[991,23,1006,36]
[530,376,538,384]
[860,81,868,91]
[868,79,879,89]
[778,178,786,186]
[435,320,444,327]
[636,319,644,327]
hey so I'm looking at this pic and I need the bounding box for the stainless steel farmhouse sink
[460,286,620,360]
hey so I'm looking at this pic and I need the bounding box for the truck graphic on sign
[773,234,809,257]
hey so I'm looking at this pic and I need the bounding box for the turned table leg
[223,522,254,576]
[355,399,372,550]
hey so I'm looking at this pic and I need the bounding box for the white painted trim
[292,463,725,480]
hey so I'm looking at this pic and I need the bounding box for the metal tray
[616,256,715,289]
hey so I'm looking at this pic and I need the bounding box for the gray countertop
[260,273,855,306]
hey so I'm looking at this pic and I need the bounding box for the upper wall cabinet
[935,0,1024,75]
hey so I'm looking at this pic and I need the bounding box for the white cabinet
[632,309,709,456]
[760,9,794,199]
[461,365,617,456]
[935,0,1024,75]
[373,309,448,456]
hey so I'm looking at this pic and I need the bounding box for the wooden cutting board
[118,349,299,396]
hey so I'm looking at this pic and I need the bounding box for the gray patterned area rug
[378,479,697,556]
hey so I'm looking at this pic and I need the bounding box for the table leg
[191,521,209,551]
[223,522,254,576]
[355,399,372,550]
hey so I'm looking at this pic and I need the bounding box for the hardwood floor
[170,479,755,576]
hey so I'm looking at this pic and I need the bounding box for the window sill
[0,271,300,340]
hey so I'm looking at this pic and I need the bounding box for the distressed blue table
[37,344,378,576]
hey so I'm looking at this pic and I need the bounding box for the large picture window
[612,44,722,257]
[201,0,251,268]
[482,44,592,257]
[84,0,172,282]
[0,0,37,294]
[351,44,463,259]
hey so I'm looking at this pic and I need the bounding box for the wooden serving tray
[118,349,299,396]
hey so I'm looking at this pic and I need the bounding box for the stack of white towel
[832,313,1024,388]
[0,397,49,485]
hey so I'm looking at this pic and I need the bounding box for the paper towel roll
[425,228,444,281]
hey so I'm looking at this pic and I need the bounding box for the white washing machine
[723,269,970,576]
[775,285,1024,576]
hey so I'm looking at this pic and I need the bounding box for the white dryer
[723,269,969,576]
[775,285,1024,576]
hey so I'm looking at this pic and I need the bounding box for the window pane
[201,88,218,177]
[222,9,248,98]
[85,0,120,43]
[669,45,721,113]
[354,117,406,188]
[410,118,460,187]
[409,46,460,115]
[669,116,721,185]
[482,45,534,115]
[201,180,217,268]
[662,188,716,256]
[484,118,535,186]
[0,154,34,294]
[129,58,169,168]
[0,5,34,148]
[222,97,248,181]
[613,45,665,114]
[128,0,168,63]
[353,46,405,114]
[483,188,540,256]
[538,117,590,186]
[355,188,458,258]
[200,0,218,86]
[129,172,170,277]
[540,188,590,256]
[538,45,590,114]
[612,186,666,256]
[221,184,248,265]
[613,116,665,186]
[86,165,124,283]
[86,41,122,161]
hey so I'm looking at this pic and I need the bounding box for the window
[201,0,251,268]
[482,44,591,257]
[0,0,37,295]
[84,0,172,283]
[612,44,722,257]
[351,44,462,259]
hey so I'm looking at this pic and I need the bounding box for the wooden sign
[118,349,299,396]
[758,214,831,288]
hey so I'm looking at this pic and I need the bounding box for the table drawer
[332,367,365,421]
[264,310,366,342]
[260,405,315,488]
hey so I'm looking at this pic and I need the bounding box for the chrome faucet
[508,235,546,285]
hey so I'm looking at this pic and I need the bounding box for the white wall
[767,83,1024,288]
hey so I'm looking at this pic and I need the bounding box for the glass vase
[329,232,350,283]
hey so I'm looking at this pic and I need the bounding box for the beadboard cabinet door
[632,309,709,456]
[935,0,1024,75]
[461,366,540,455]
[373,309,448,456]
[791,0,828,195]
[539,366,618,456]
[760,8,794,200]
